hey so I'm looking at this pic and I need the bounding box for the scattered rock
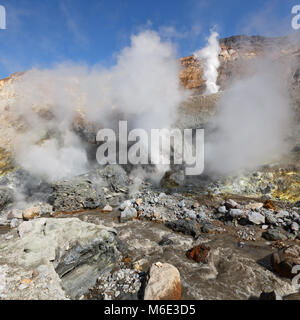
[192,202,200,209]
[271,245,300,279]
[120,200,132,211]
[144,263,181,300]
[262,229,287,241]
[135,198,143,206]
[225,199,238,209]
[120,207,137,223]
[265,212,277,225]
[218,206,227,214]
[22,207,40,221]
[264,200,276,211]
[166,219,198,237]
[186,244,210,263]
[102,205,113,213]
[201,222,219,234]
[248,212,265,225]
[291,222,299,232]
[228,209,244,219]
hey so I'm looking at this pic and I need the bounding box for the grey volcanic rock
[81,164,130,192]
[262,228,287,241]
[0,187,13,211]
[50,179,105,212]
[120,207,137,223]
[166,219,198,237]
[0,218,121,300]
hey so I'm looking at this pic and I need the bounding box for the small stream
[54,209,293,300]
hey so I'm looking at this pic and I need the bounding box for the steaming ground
[4,30,188,182]
[0,30,296,189]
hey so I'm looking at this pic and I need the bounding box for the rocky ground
[0,34,299,300]
[0,158,299,300]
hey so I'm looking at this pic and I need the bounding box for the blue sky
[0,0,298,78]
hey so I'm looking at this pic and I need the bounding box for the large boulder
[0,218,122,299]
[81,164,130,192]
[144,263,182,300]
[50,179,105,213]
[271,245,300,279]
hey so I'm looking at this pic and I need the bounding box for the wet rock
[186,244,210,263]
[144,263,181,300]
[0,187,13,211]
[158,237,174,247]
[102,205,113,213]
[0,218,121,300]
[271,245,300,279]
[248,212,265,225]
[120,207,137,223]
[50,179,106,213]
[259,291,282,300]
[201,222,218,234]
[262,228,287,241]
[166,219,198,237]
[22,207,40,221]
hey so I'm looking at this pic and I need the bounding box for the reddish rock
[144,263,181,300]
[264,200,277,211]
[186,244,210,263]
[22,207,40,221]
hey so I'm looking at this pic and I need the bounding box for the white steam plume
[205,58,292,175]
[2,30,187,182]
[194,30,221,94]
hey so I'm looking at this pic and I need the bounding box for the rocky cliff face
[180,35,300,95]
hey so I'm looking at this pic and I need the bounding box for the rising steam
[3,30,187,182]
[205,58,292,175]
[194,30,221,94]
